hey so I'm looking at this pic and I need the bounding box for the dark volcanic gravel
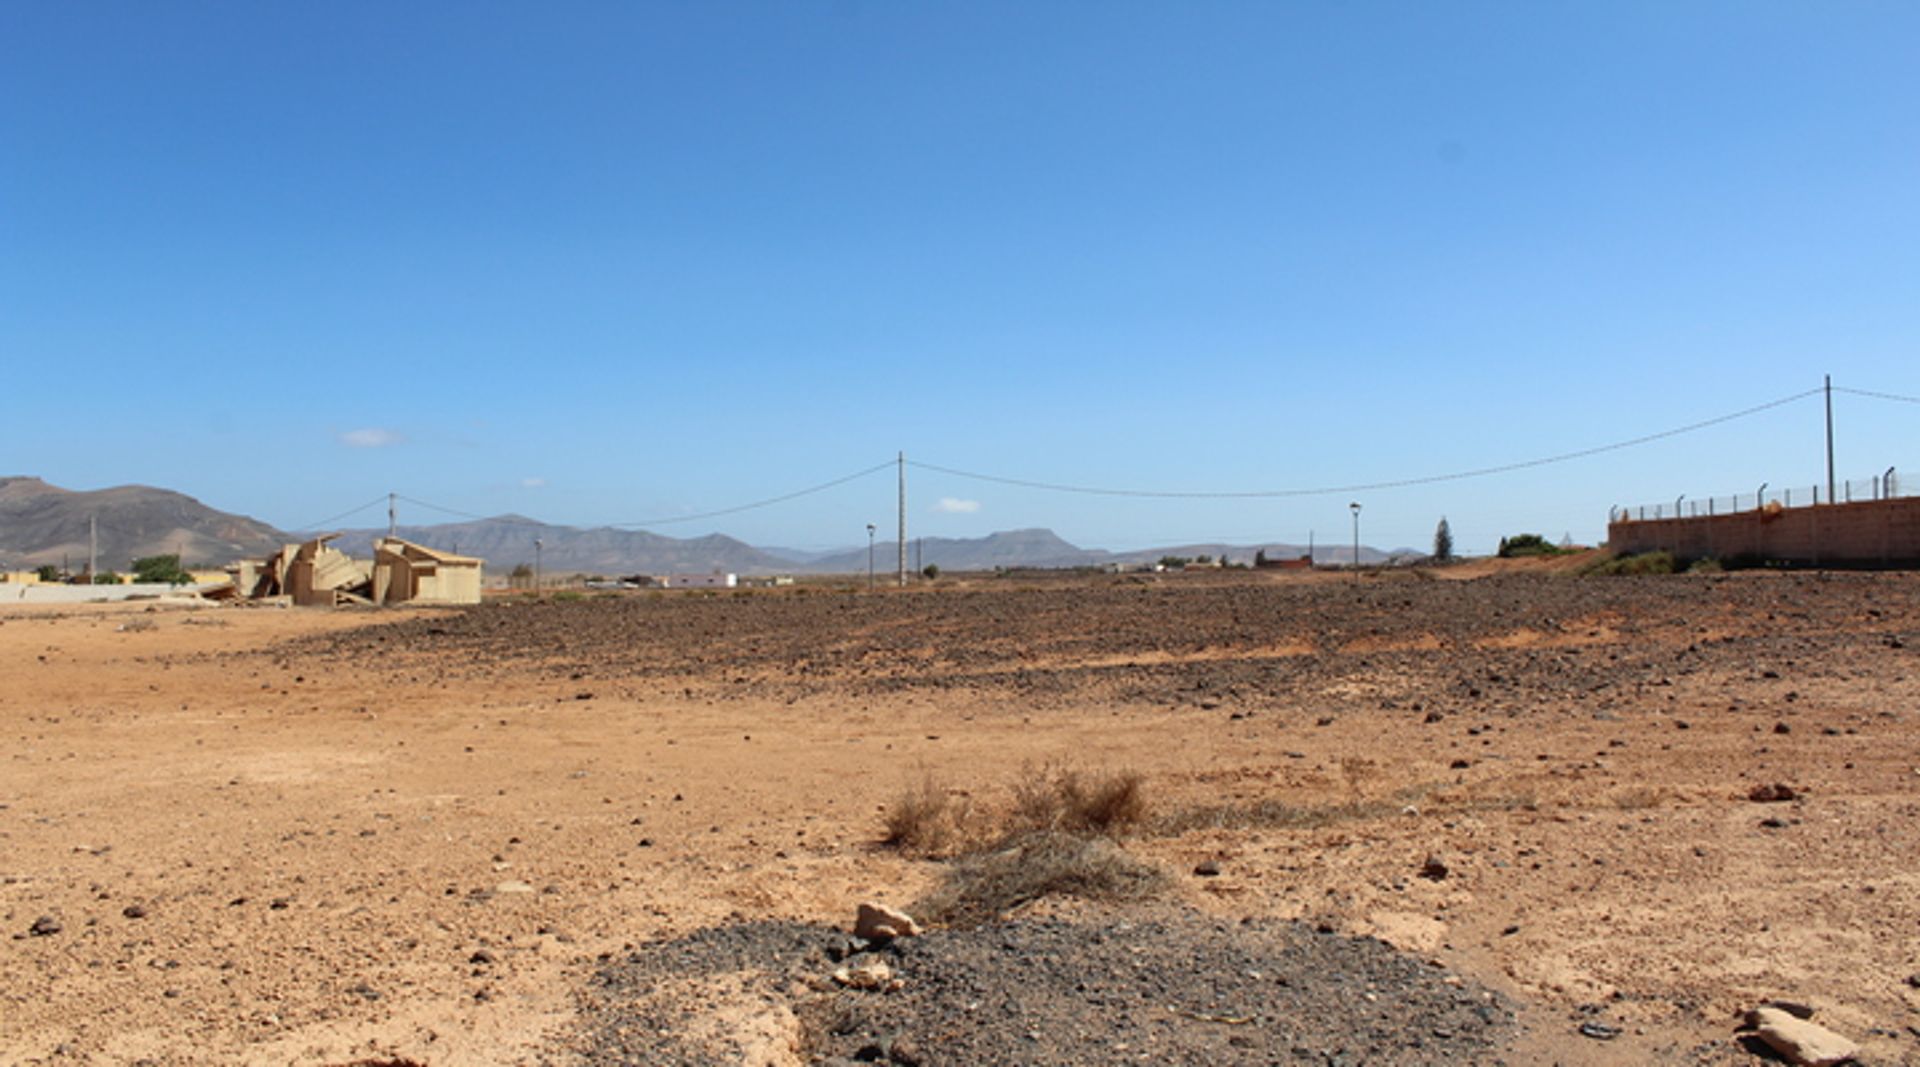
[262,571,1920,713]
[576,910,1513,1066]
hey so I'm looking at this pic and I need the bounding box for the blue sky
[3,3,1916,554]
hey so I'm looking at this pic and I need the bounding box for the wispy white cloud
[933,497,981,514]
[338,427,405,448]
[520,476,548,489]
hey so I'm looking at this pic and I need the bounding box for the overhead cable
[291,495,391,533]
[395,460,896,530]
[1835,385,1920,405]
[910,387,1825,499]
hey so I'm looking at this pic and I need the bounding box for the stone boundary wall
[1607,496,1920,567]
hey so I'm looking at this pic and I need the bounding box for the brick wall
[1606,497,1920,567]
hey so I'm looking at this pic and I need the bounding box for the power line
[395,461,897,531]
[1835,385,1920,405]
[610,461,895,529]
[291,495,391,533]
[910,388,1824,499]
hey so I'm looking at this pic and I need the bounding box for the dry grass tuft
[881,773,974,857]
[1008,765,1149,837]
[916,829,1171,926]
[885,764,1168,924]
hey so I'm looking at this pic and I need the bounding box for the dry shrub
[887,765,1167,925]
[916,829,1170,927]
[1008,765,1148,838]
[882,774,973,857]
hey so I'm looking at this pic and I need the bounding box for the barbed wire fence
[1613,467,1908,524]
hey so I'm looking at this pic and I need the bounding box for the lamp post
[533,538,543,594]
[866,524,876,591]
[1349,502,1362,571]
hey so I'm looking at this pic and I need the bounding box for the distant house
[662,572,737,589]
[372,538,484,605]
[1254,550,1313,571]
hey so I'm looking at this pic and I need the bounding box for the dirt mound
[575,909,1512,1066]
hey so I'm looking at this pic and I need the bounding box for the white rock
[831,959,894,990]
[493,880,534,894]
[854,901,920,940]
[1746,1007,1860,1067]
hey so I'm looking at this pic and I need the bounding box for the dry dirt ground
[4,568,1919,1065]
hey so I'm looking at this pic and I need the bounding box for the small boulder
[1749,783,1798,803]
[854,902,920,941]
[1745,1006,1859,1067]
[1419,854,1449,881]
[832,958,895,990]
[28,915,61,937]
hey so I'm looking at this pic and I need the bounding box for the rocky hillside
[0,477,288,571]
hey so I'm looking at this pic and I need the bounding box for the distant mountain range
[0,477,1414,575]
[0,476,286,571]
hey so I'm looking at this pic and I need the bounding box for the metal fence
[1613,467,1908,524]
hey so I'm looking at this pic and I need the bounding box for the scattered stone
[1760,817,1789,829]
[494,880,535,895]
[470,949,496,965]
[1905,973,1920,989]
[854,902,920,941]
[832,958,895,990]
[122,904,147,920]
[1748,783,1798,803]
[28,915,61,937]
[1578,1020,1620,1040]
[1775,721,1792,735]
[1419,855,1449,881]
[887,1035,923,1065]
[1193,860,1222,877]
[1745,1005,1859,1066]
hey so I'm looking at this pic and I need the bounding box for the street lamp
[533,538,543,594]
[866,524,877,591]
[1349,502,1362,570]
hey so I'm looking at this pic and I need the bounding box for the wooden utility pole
[1824,375,1836,504]
[897,452,907,586]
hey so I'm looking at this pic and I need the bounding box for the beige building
[372,538,483,605]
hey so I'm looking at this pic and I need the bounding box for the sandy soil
[3,569,1918,1065]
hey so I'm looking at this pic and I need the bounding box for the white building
[663,572,737,589]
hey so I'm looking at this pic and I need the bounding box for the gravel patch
[575,908,1513,1065]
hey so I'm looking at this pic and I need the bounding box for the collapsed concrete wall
[1607,496,1920,567]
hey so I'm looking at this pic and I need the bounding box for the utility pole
[866,524,877,591]
[897,451,907,586]
[88,515,97,580]
[1824,374,1836,504]
[388,492,397,539]
[534,538,543,594]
